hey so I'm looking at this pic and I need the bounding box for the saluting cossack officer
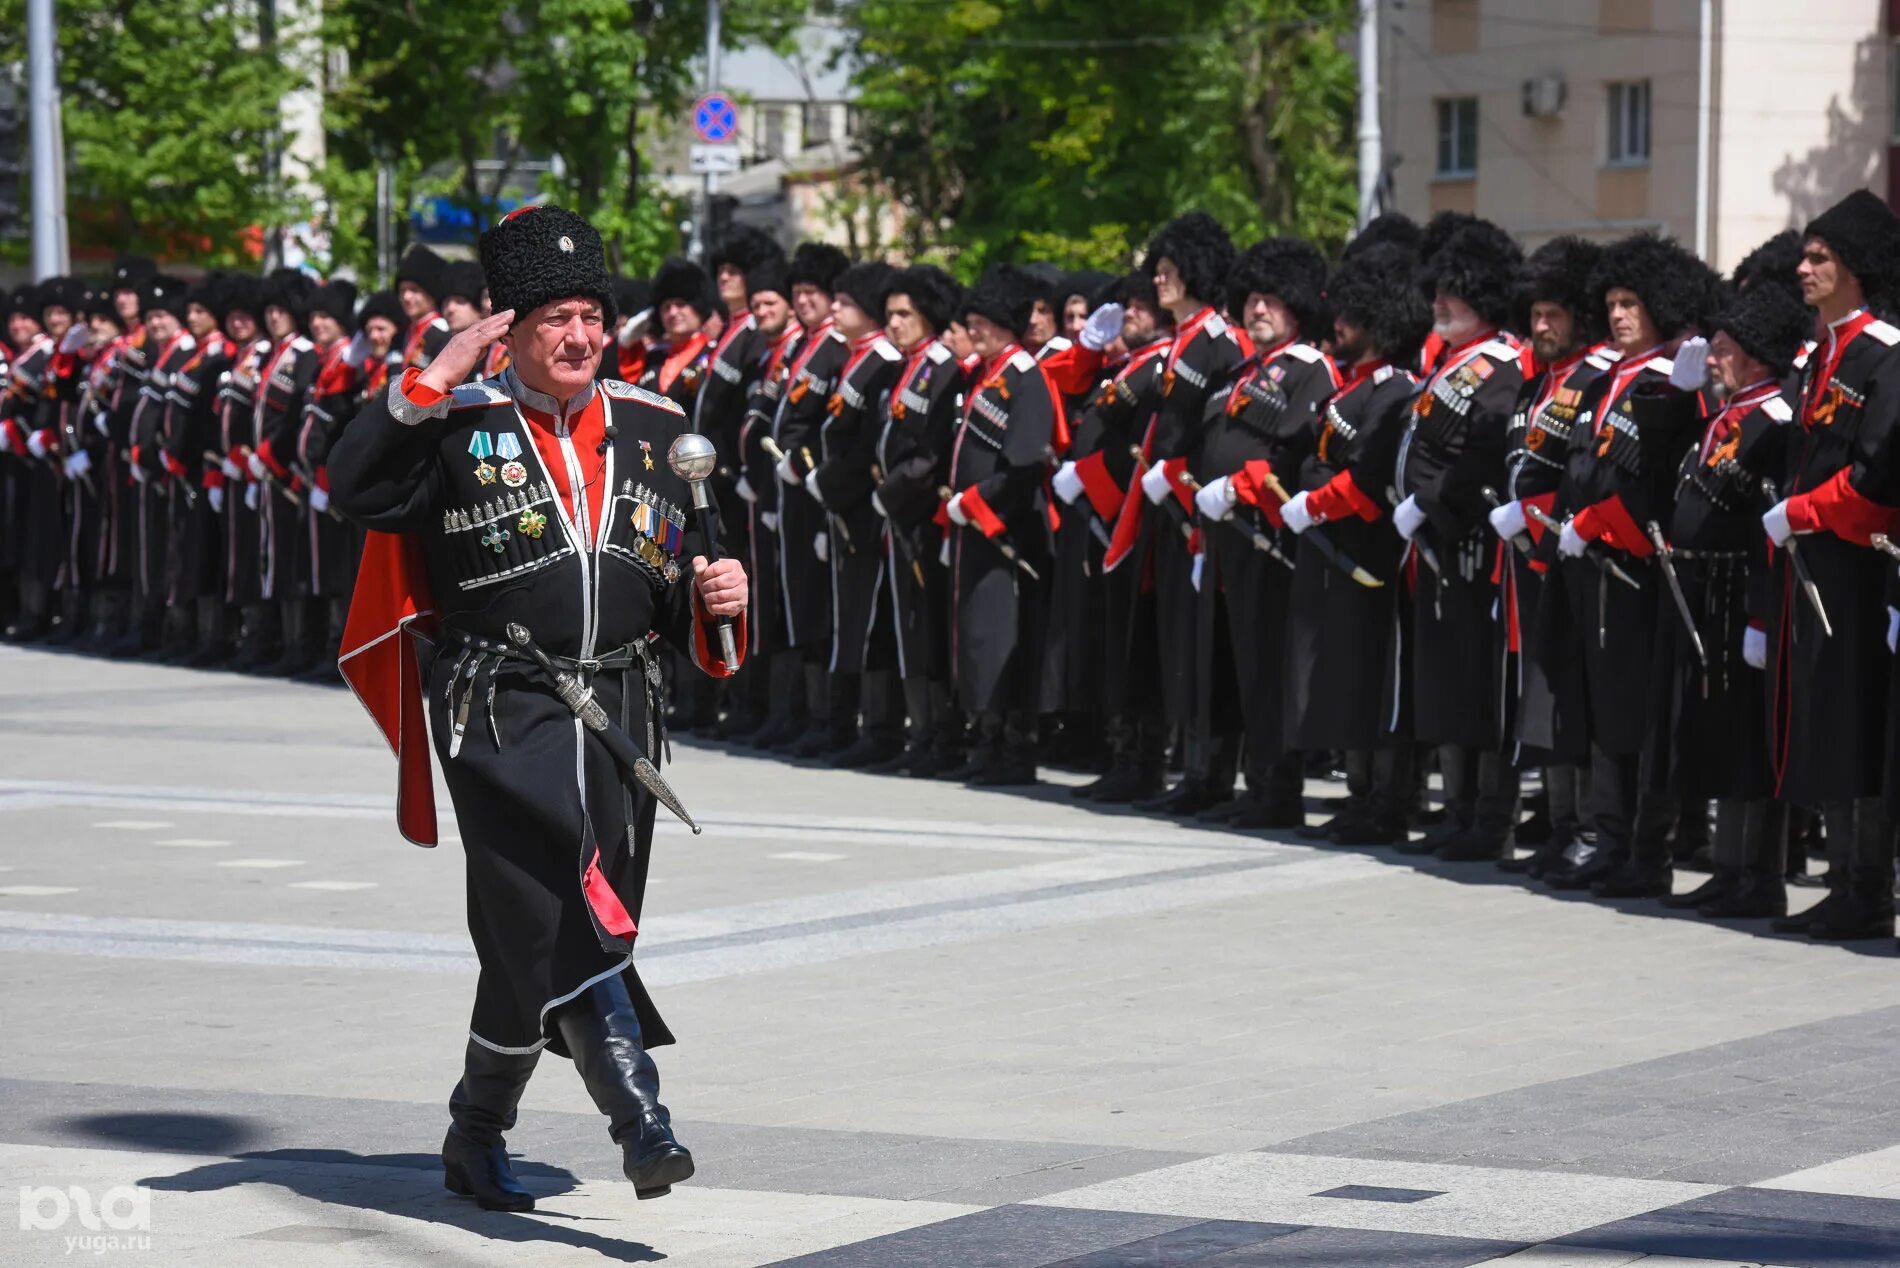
[328,205,748,1213]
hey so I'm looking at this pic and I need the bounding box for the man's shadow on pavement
[67,1112,664,1263]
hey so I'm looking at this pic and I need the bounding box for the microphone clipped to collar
[598,418,618,456]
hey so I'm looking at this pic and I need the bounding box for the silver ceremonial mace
[667,433,741,667]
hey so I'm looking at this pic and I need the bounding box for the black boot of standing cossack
[442,1039,541,1212]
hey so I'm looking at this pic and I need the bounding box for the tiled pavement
[5,645,1900,1266]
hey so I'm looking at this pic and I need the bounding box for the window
[802,102,833,149]
[757,105,786,161]
[1435,97,1478,178]
[1606,80,1651,166]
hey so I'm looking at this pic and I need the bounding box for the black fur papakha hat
[1513,236,1604,339]
[1104,269,1164,315]
[310,279,359,333]
[1712,280,1813,380]
[221,274,265,326]
[1327,242,1432,366]
[112,254,158,296]
[1141,211,1236,308]
[1804,189,1900,299]
[186,270,232,322]
[1418,220,1523,327]
[887,264,963,336]
[356,289,408,339]
[479,205,617,327]
[143,274,192,321]
[1732,230,1805,302]
[37,275,89,319]
[1340,212,1421,264]
[613,275,652,319]
[1588,233,1708,339]
[710,225,785,279]
[961,264,1042,338]
[786,242,851,296]
[832,261,896,320]
[1227,237,1329,335]
[744,256,790,302]
[652,257,719,321]
[437,261,486,308]
[395,245,447,305]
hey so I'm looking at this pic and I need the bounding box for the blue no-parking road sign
[693,94,739,144]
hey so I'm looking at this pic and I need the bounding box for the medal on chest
[468,431,497,485]
[494,432,527,487]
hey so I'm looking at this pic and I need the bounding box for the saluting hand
[693,556,748,617]
[416,309,515,397]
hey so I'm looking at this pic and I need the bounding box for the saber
[937,485,1040,581]
[1480,486,1532,555]
[1763,479,1831,637]
[666,432,740,668]
[1521,500,1639,590]
[504,622,702,834]
[1645,520,1707,668]
[1255,468,1383,588]
[1388,483,1442,575]
[763,433,852,552]
[1127,445,1198,545]
[1153,451,1292,570]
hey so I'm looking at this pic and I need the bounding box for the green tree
[1,0,307,264]
[842,0,1358,273]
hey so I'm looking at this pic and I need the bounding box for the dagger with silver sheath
[1870,533,1900,562]
[937,485,1041,581]
[1762,479,1832,637]
[1645,520,1707,669]
[1519,499,1641,590]
[1254,467,1384,588]
[1480,486,1533,556]
[504,622,703,834]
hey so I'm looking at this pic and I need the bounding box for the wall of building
[1384,0,1888,271]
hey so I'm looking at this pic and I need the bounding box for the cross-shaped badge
[480,525,511,553]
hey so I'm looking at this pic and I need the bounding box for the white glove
[1393,493,1426,541]
[1078,302,1125,352]
[760,510,779,532]
[64,450,92,479]
[58,325,89,354]
[618,309,652,348]
[1889,607,1899,653]
[1052,461,1085,505]
[1762,499,1794,546]
[244,482,260,511]
[93,410,109,436]
[805,475,826,507]
[130,463,149,485]
[208,485,224,514]
[1488,499,1527,541]
[26,430,48,459]
[945,492,970,527]
[1195,476,1237,522]
[1669,336,1710,392]
[0,427,12,454]
[1140,462,1173,505]
[1743,624,1768,669]
[1558,521,1588,558]
[221,457,243,481]
[247,452,269,482]
[939,535,951,566]
[309,486,330,515]
[871,490,888,518]
[1281,490,1314,534]
[775,453,801,486]
[1190,552,1205,591]
[736,475,757,504]
[814,530,829,563]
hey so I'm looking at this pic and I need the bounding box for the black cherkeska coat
[329,367,736,1057]
[810,333,903,674]
[771,321,846,652]
[873,339,962,683]
[948,344,1057,714]
[1395,333,1527,748]
[1192,340,1339,765]
[1283,361,1416,751]
[160,332,235,604]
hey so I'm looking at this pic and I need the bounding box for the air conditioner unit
[1522,72,1567,119]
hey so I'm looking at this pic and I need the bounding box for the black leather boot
[553,978,694,1200]
[441,1039,541,1212]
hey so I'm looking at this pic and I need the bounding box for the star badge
[475,460,497,486]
